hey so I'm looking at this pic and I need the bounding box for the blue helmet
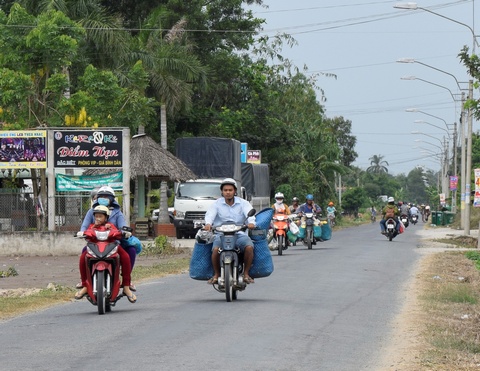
[306,194,314,201]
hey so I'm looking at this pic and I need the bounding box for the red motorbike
[272,212,289,256]
[79,226,131,314]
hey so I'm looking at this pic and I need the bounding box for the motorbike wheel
[96,270,106,315]
[306,229,312,250]
[224,263,233,302]
[277,234,284,256]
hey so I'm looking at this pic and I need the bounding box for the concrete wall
[0,232,84,256]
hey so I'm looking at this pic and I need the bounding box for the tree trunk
[158,103,170,224]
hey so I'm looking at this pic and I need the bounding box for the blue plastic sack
[287,230,297,244]
[254,207,274,230]
[298,227,305,239]
[121,236,143,254]
[189,242,214,280]
[321,223,332,241]
[249,238,274,279]
[313,225,322,239]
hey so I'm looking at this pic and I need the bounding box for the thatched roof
[85,134,196,182]
[129,134,196,181]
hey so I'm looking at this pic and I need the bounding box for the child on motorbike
[75,205,136,303]
[77,186,140,291]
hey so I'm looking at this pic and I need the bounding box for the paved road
[0,222,424,371]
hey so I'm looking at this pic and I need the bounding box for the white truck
[173,137,245,239]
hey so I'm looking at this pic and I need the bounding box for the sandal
[123,290,137,303]
[74,287,88,300]
[244,276,255,284]
[75,282,83,289]
[207,277,218,285]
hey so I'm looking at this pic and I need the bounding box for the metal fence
[0,190,97,232]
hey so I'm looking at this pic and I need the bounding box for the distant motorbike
[78,226,132,314]
[327,213,336,227]
[272,212,289,256]
[385,218,398,242]
[300,212,321,250]
[400,214,409,228]
[410,214,418,225]
[212,209,256,302]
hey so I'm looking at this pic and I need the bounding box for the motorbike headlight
[86,246,95,255]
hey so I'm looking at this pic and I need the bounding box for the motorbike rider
[380,197,400,234]
[398,201,410,218]
[203,178,256,285]
[75,205,136,303]
[409,204,420,221]
[326,201,336,222]
[271,192,291,215]
[296,194,322,216]
[77,186,139,291]
[289,197,300,213]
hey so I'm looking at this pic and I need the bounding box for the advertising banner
[53,130,123,168]
[449,176,458,191]
[56,171,123,192]
[0,130,47,169]
[474,169,480,207]
[247,149,261,164]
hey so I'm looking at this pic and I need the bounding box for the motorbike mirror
[248,209,256,217]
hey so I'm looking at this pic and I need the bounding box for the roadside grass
[0,236,191,321]
[416,251,480,369]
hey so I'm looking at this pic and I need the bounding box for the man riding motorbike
[203,178,256,285]
[289,197,300,213]
[296,194,322,216]
[380,197,400,234]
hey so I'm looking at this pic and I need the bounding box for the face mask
[97,198,110,206]
[276,200,283,205]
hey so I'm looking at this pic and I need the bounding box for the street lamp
[414,120,451,139]
[394,2,476,233]
[401,75,459,103]
[406,108,449,131]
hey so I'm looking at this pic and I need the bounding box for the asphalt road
[0,222,422,371]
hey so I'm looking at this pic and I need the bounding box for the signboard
[56,171,123,192]
[439,193,445,206]
[53,130,123,168]
[0,130,46,169]
[474,169,480,207]
[449,176,458,191]
[247,150,261,164]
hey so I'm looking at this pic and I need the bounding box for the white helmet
[275,192,284,199]
[97,186,115,198]
[387,197,395,203]
[93,205,111,218]
[220,178,237,190]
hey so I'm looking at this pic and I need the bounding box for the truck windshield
[177,182,222,199]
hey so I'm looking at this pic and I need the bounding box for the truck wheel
[175,228,183,239]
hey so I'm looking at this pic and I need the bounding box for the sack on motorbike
[313,225,322,239]
[287,230,297,244]
[123,235,142,255]
[297,226,306,239]
[398,220,405,234]
[250,238,274,279]
[321,223,332,240]
[189,241,214,280]
[289,222,299,235]
[254,207,275,230]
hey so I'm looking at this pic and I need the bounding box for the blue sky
[250,0,477,175]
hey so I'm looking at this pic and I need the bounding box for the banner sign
[247,150,261,164]
[474,169,480,207]
[0,131,47,169]
[449,176,458,191]
[56,171,123,192]
[53,130,123,168]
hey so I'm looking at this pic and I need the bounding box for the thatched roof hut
[129,134,196,181]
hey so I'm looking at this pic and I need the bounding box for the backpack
[385,206,395,219]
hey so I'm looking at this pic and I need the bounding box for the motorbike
[371,213,377,223]
[327,213,336,227]
[400,214,409,228]
[213,209,256,302]
[410,214,418,225]
[78,226,132,314]
[385,218,398,241]
[300,212,321,250]
[272,212,289,256]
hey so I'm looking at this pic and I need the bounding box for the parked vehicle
[151,207,174,223]
[212,209,256,302]
[77,226,132,314]
[400,214,409,228]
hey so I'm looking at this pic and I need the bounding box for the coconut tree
[367,154,389,174]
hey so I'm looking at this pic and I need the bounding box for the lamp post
[414,120,452,139]
[394,1,477,235]
[401,75,459,104]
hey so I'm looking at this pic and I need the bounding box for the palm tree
[367,154,389,174]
